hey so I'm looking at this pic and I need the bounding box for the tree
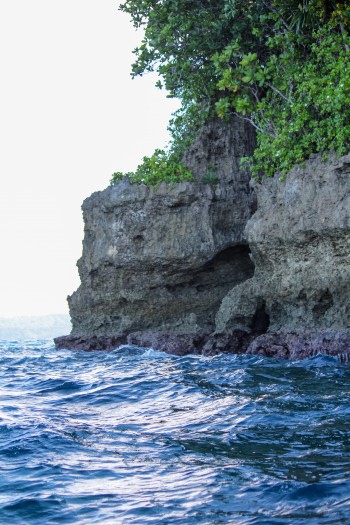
[114,0,350,182]
[214,2,350,176]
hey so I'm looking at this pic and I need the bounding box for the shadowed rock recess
[55,120,350,359]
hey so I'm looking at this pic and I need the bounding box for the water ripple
[0,342,350,524]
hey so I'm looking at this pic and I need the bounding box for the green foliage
[215,27,350,177]
[115,0,275,183]
[116,0,350,183]
[110,171,133,182]
[110,149,193,186]
[114,0,226,186]
[213,2,350,177]
[119,0,231,104]
[253,31,350,177]
[201,166,219,185]
[167,100,211,160]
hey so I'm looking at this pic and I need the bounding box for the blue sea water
[1,341,350,524]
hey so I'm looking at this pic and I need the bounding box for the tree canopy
[112,0,350,184]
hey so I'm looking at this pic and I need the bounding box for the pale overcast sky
[0,1,179,317]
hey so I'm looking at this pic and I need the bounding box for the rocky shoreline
[55,119,350,360]
[55,330,350,361]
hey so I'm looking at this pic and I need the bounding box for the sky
[0,1,179,318]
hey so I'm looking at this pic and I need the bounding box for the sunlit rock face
[62,117,257,342]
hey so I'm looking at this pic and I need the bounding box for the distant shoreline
[0,314,71,340]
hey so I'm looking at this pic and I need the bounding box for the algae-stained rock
[64,117,257,341]
[216,153,350,336]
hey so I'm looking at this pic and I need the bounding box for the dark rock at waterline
[54,334,127,352]
[127,329,255,356]
[246,331,350,362]
[54,329,254,356]
[54,330,350,361]
[126,331,210,356]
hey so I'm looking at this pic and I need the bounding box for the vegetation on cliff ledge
[111,0,350,184]
[111,148,193,186]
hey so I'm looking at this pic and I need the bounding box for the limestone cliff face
[55,118,350,359]
[216,153,350,359]
[64,117,256,341]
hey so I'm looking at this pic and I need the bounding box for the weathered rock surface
[55,116,350,360]
[56,118,257,350]
[216,153,350,358]
[182,116,256,183]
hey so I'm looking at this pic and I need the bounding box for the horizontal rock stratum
[55,120,350,359]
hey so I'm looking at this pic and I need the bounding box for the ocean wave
[0,341,349,524]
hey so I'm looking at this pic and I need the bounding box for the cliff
[217,153,350,360]
[55,120,350,360]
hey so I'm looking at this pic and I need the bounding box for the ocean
[1,340,350,524]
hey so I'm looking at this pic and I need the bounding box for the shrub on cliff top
[110,149,193,186]
[114,0,350,181]
[216,29,350,177]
